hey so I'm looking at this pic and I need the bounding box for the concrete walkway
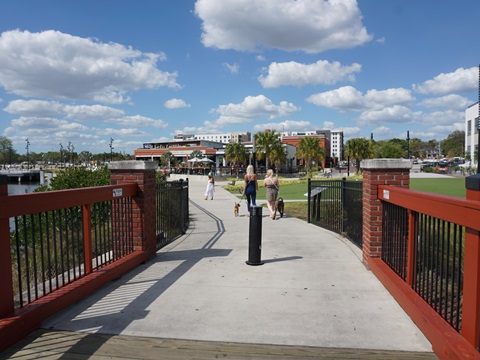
[31,178,433,356]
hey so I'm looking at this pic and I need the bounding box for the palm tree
[189,150,203,159]
[344,137,373,174]
[255,130,282,169]
[270,142,287,175]
[225,142,248,176]
[294,136,325,175]
[161,151,176,168]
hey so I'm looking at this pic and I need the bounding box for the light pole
[25,138,30,169]
[406,130,410,160]
[109,138,114,162]
[59,143,63,167]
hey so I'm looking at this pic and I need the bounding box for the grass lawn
[409,177,466,198]
[225,176,467,200]
[224,176,467,221]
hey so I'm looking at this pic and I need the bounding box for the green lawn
[409,177,466,198]
[226,177,467,199]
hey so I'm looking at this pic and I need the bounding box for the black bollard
[246,205,264,266]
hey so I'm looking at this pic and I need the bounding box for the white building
[330,130,344,160]
[465,102,479,163]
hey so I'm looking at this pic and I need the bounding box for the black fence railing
[381,203,464,332]
[155,179,189,249]
[11,197,134,309]
[307,178,363,248]
[381,202,409,280]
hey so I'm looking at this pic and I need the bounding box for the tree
[294,137,325,175]
[225,142,248,167]
[160,151,176,168]
[270,142,287,174]
[48,166,110,190]
[255,130,282,169]
[372,139,405,158]
[189,150,203,159]
[0,136,14,168]
[440,130,465,158]
[344,138,373,174]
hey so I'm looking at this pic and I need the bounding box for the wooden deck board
[0,329,438,360]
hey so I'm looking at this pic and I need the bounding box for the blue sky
[0,0,479,155]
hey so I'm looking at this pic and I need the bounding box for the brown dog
[275,197,284,218]
[234,202,240,217]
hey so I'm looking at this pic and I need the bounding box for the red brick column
[109,160,158,258]
[361,159,411,268]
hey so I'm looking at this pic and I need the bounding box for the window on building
[468,120,472,135]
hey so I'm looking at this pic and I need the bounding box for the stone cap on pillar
[108,160,158,171]
[361,159,412,170]
[466,173,480,190]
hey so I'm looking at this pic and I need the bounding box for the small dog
[234,202,240,217]
[275,197,284,218]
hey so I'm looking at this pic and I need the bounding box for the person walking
[263,169,279,219]
[242,164,258,213]
[204,174,215,200]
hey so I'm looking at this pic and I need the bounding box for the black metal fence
[307,178,363,248]
[381,203,464,332]
[155,179,189,249]
[11,198,134,309]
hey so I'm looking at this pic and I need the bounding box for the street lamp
[109,138,114,162]
[59,143,64,167]
[406,130,410,160]
[25,138,30,169]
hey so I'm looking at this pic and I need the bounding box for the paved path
[2,178,437,359]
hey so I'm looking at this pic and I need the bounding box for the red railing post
[361,159,411,268]
[109,161,158,258]
[0,176,14,317]
[83,204,93,274]
[405,209,416,286]
[462,174,480,349]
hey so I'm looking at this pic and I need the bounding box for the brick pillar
[109,160,158,258]
[361,159,411,268]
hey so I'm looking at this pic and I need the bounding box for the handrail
[378,185,480,231]
[0,183,137,218]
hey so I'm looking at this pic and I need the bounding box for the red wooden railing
[0,182,150,351]
[375,185,480,359]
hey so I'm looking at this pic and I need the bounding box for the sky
[0,0,479,156]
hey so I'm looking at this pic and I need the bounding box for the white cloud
[372,126,392,137]
[223,62,240,74]
[259,60,361,88]
[195,0,372,53]
[253,120,313,132]
[306,86,414,112]
[421,110,464,126]
[164,98,191,109]
[418,94,471,111]
[358,105,418,125]
[0,29,180,103]
[412,67,477,95]
[210,95,299,127]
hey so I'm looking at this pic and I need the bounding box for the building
[174,132,251,144]
[330,130,344,161]
[465,102,479,164]
[134,139,225,166]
